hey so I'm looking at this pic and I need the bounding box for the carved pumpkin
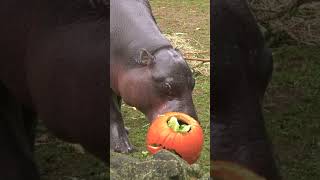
[146,112,204,164]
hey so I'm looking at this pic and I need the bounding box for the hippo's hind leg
[110,91,133,153]
[0,82,39,180]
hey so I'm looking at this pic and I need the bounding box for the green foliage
[167,116,192,133]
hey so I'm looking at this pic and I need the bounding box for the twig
[183,51,210,54]
[184,57,210,62]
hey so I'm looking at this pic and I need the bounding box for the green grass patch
[264,45,320,180]
[150,0,210,51]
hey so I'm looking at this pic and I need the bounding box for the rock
[110,150,204,180]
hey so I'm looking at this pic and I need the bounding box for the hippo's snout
[147,98,198,123]
[177,105,198,121]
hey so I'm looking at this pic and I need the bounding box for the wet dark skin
[0,1,107,179]
[110,0,198,153]
[212,0,281,179]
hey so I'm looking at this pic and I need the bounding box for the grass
[150,0,210,51]
[264,45,320,180]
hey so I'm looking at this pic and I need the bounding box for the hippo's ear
[137,48,155,66]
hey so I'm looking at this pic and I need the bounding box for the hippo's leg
[110,91,133,153]
[114,95,130,135]
[0,82,39,180]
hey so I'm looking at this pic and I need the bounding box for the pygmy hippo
[110,0,198,153]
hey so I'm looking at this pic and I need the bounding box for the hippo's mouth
[147,111,165,123]
[146,102,198,123]
[146,103,168,122]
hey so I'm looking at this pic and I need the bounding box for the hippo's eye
[164,82,173,95]
[165,82,171,91]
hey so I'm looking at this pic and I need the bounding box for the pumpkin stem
[167,116,191,133]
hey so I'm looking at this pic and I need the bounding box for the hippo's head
[112,47,198,122]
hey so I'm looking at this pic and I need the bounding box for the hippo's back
[110,0,170,59]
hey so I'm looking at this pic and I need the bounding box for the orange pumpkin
[211,161,266,180]
[146,112,204,164]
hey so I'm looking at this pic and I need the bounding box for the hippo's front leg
[110,92,133,153]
